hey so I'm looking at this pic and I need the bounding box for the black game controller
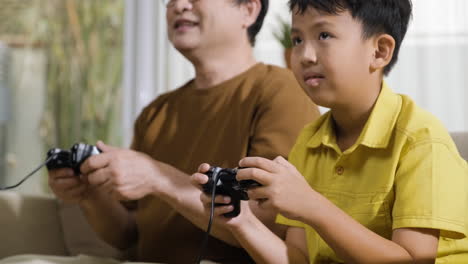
[46,143,100,174]
[202,166,261,217]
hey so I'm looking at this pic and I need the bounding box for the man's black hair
[289,0,412,75]
[235,0,269,46]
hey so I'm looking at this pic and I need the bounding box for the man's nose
[173,0,194,13]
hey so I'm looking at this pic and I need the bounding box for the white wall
[253,0,289,67]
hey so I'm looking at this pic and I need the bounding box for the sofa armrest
[58,203,127,259]
[451,131,468,161]
[0,191,67,258]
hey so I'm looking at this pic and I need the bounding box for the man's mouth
[174,19,199,30]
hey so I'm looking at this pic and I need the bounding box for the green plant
[273,15,293,49]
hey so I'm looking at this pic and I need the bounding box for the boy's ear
[370,34,396,72]
[241,0,261,29]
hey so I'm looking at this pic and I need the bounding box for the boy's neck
[332,81,383,151]
[332,108,371,151]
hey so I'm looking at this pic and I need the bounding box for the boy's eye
[292,37,303,46]
[319,32,331,40]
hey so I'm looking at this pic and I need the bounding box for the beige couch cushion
[451,131,468,161]
[58,203,125,259]
[0,255,121,264]
[0,192,67,257]
[0,254,218,264]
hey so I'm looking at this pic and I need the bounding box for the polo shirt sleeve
[276,213,305,228]
[393,141,468,239]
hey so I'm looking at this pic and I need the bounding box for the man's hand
[48,168,90,204]
[80,141,169,201]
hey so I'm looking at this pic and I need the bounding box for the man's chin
[172,41,199,53]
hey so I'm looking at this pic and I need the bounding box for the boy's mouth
[303,72,325,87]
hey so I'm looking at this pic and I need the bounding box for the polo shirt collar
[359,82,402,148]
[306,112,335,149]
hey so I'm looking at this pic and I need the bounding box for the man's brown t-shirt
[131,63,320,263]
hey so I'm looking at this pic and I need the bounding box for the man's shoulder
[249,64,306,98]
[137,81,193,120]
[146,81,193,107]
[256,63,297,82]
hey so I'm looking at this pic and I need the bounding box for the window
[0,0,124,194]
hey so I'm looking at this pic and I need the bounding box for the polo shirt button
[335,166,344,175]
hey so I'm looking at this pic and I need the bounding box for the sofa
[0,192,124,259]
[451,131,468,161]
[0,193,218,264]
[0,132,466,261]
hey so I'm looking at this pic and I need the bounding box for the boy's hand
[191,163,233,218]
[237,156,317,221]
[191,163,255,229]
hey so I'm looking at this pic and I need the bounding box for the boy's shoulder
[391,92,466,164]
[293,91,455,151]
[395,93,453,146]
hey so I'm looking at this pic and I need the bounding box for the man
[49,0,320,263]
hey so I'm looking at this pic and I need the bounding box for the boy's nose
[300,45,318,67]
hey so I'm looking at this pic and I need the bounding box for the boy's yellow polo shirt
[277,83,468,263]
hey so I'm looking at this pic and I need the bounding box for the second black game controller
[202,166,261,217]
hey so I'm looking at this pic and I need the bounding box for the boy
[192,0,468,263]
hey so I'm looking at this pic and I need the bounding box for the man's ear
[370,34,396,72]
[241,0,261,29]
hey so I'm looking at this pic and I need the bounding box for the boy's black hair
[235,0,269,46]
[289,0,412,75]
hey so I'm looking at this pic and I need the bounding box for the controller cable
[0,155,54,191]
[195,173,222,264]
